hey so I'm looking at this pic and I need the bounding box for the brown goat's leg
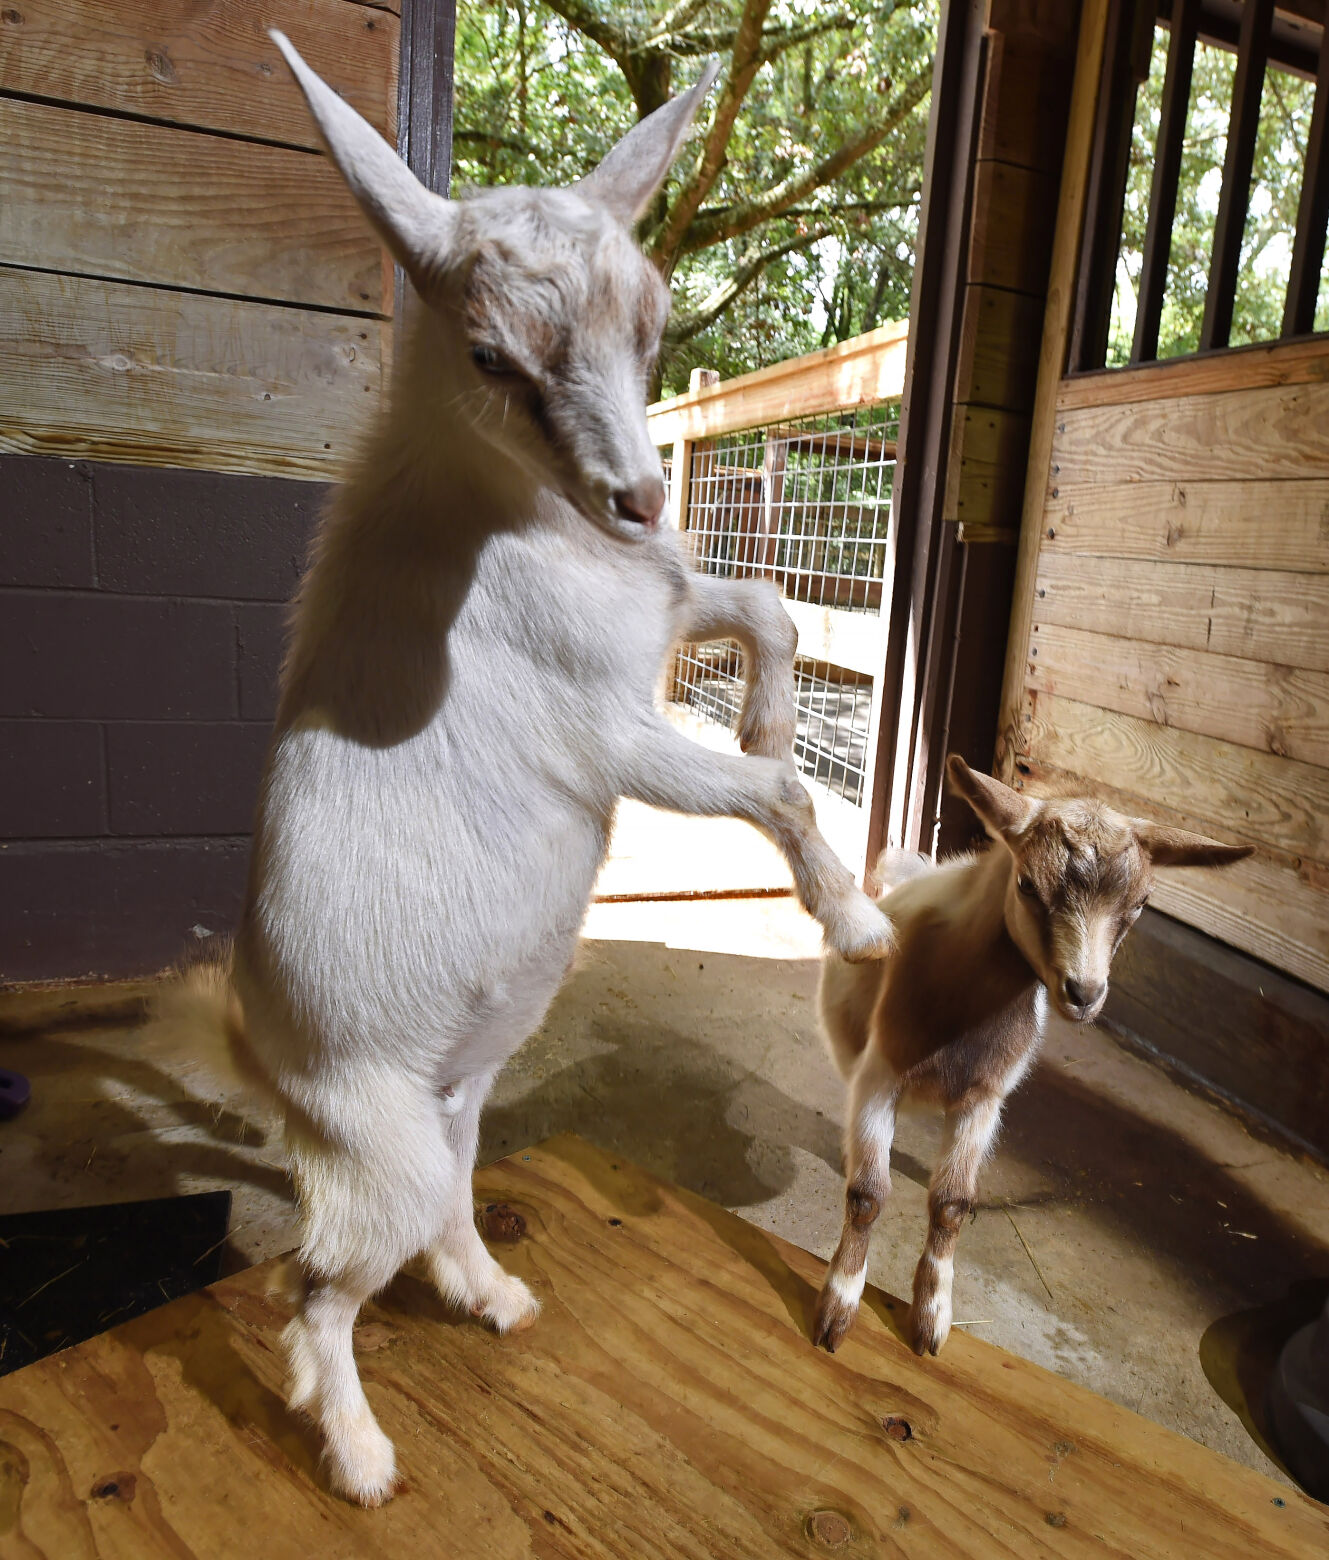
[910,1093,1003,1356]
[813,1052,896,1352]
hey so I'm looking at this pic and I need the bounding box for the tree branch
[539,0,633,64]
[645,0,775,273]
[678,72,930,254]
[665,224,835,344]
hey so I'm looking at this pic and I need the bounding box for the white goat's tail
[147,950,277,1112]
[867,847,934,898]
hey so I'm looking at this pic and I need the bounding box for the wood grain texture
[0,268,381,479]
[966,160,1059,295]
[646,323,908,445]
[954,284,1044,413]
[1051,380,1329,485]
[0,98,386,314]
[1033,551,1329,671]
[1018,690,1329,864]
[943,405,1030,530]
[1018,749,1329,993]
[1043,479,1329,573]
[2,1135,1326,1559]
[1055,332,1329,412]
[1025,621,1329,768]
[0,0,398,147]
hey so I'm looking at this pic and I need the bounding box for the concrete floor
[2,894,1327,1491]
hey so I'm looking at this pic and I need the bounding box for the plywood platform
[1,1136,1325,1558]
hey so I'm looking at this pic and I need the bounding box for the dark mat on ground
[0,1191,231,1375]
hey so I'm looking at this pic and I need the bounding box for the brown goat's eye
[471,344,515,375]
[1017,875,1038,899]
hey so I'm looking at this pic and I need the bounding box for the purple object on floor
[0,1069,30,1119]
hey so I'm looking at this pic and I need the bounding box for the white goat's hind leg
[426,1077,539,1333]
[615,716,893,960]
[814,1048,897,1352]
[286,1273,397,1507]
[679,574,797,759]
[910,1092,1003,1357]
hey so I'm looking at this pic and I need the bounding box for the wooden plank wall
[1001,342,1329,993]
[0,0,398,479]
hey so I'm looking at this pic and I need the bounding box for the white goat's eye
[470,344,509,374]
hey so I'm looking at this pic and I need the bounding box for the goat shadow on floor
[0,1025,292,1241]
[481,1014,846,1211]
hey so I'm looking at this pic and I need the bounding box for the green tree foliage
[1109,30,1324,366]
[454,1,938,393]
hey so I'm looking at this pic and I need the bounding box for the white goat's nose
[613,476,666,527]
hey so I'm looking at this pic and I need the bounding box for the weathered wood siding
[1001,342,1329,992]
[0,0,398,478]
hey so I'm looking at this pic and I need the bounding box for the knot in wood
[807,1509,852,1548]
[480,1202,526,1243]
[882,1415,913,1442]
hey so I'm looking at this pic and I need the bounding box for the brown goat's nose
[1063,977,1105,1011]
[613,477,666,527]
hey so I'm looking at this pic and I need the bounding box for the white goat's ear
[1133,821,1254,869]
[270,30,450,285]
[576,59,722,224]
[946,754,1037,841]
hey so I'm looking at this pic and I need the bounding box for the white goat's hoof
[471,1271,540,1334]
[825,892,895,963]
[738,702,796,760]
[322,1412,398,1507]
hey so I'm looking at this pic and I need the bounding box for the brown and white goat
[812,754,1252,1357]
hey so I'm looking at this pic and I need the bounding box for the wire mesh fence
[668,400,899,808]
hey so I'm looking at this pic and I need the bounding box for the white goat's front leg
[910,1091,1004,1356]
[614,716,893,960]
[679,573,797,759]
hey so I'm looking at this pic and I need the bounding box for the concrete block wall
[0,455,326,981]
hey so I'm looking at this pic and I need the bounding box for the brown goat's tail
[146,947,278,1112]
[867,847,934,897]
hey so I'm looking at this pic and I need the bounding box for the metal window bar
[1082,0,1328,371]
[669,401,898,808]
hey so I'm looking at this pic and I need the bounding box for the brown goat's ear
[946,754,1036,841]
[1133,821,1254,869]
[576,59,721,224]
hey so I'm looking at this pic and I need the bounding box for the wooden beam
[1057,335,1329,407]
[0,267,380,480]
[1132,0,1200,362]
[782,599,886,680]
[1018,690,1329,864]
[1051,379,1329,484]
[1043,477,1329,573]
[0,0,398,147]
[1199,0,1275,351]
[1068,0,1153,372]
[0,98,387,314]
[1032,550,1329,669]
[1282,23,1329,337]
[646,323,908,446]
[1025,620,1329,767]
[995,0,1114,783]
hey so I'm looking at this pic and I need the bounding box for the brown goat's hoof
[812,1286,857,1353]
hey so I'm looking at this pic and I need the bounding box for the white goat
[812,754,1251,1358]
[168,35,893,1506]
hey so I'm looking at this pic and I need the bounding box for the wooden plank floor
[1,1135,1325,1558]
